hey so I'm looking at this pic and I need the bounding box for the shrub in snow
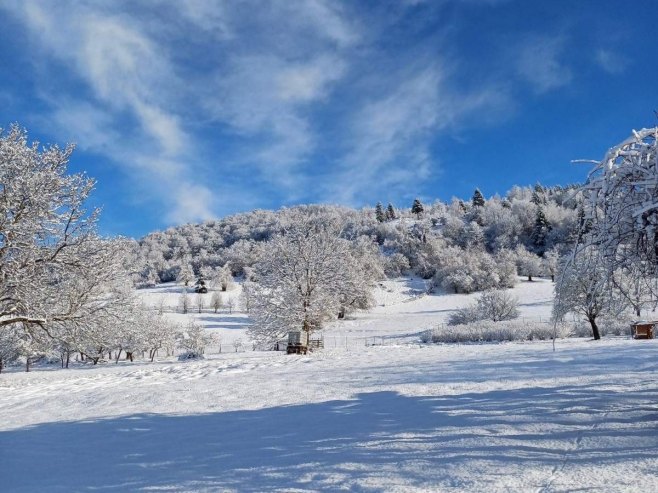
[448,290,519,326]
[477,290,520,322]
[447,305,481,326]
[176,322,214,359]
[434,248,517,294]
[423,320,571,344]
[384,253,411,277]
[570,317,634,338]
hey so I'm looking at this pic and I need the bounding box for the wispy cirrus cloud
[594,49,628,75]
[515,35,572,93]
[2,0,635,236]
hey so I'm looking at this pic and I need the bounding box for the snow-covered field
[1,279,657,492]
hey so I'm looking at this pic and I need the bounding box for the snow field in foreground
[1,338,657,492]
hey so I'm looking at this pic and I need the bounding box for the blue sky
[1,0,656,238]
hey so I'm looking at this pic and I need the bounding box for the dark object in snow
[178,351,205,361]
[287,331,309,354]
[194,286,208,294]
[286,331,324,354]
[630,321,656,339]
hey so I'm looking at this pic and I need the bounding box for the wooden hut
[630,321,656,339]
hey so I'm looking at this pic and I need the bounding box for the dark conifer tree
[375,202,385,223]
[386,203,396,220]
[411,198,424,217]
[531,206,552,254]
[472,188,485,207]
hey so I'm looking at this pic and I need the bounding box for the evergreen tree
[531,183,546,206]
[531,206,552,254]
[472,188,485,207]
[375,202,385,223]
[411,198,424,217]
[386,203,396,220]
[576,201,592,242]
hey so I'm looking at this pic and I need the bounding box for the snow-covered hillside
[137,276,555,347]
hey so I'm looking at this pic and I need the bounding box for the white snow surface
[1,278,657,491]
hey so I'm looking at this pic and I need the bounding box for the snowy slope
[328,277,555,344]
[139,277,555,347]
[1,339,657,491]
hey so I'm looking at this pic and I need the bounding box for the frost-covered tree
[448,289,519,325]
[177,260,195,286]
[477,290,520,322]
[0,125,132,338]
[553,248,616,340]
[177,321,214,359]
[210,291,223,313]
[515,246,543,281]
[249,213,375,346]
[178,289,190,314]
[0,325,21,372]
[240,281,255,313]
[543,248,560,282]
[216,264,233,291]
[195,293,205,313]
[582,128,658,272]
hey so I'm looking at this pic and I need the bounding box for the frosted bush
[423,320,572,343]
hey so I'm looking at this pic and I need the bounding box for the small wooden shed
[630,321,656,339]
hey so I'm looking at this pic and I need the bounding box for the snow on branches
[583,127,658,270]
[248,211,378,347]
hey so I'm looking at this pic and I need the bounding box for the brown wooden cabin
[630,321,656,339]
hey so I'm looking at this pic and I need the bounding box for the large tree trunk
[528,275,533,281]
[588,316,601,340]
[65,352,70,369]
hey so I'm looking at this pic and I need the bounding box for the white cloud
[595,49,628,75]
[516,35,572,93]
[324,63,512,204]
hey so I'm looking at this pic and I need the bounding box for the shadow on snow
[2,383,657,492]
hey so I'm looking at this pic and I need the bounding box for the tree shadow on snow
[1,383,657,492]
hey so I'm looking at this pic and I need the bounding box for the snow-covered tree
[553,248,617,340]
[177,321,214,359]
[448,289,519,325]
[515,246,543,281]
[178,289,190,314]
[176,260,195,286]
[582,128,658,272]
[0,125,132,339]
[210,291,223,313]
[543,248,560,282]
[248,213,375,346]
[216,264,233,292]
[195,293,205,313]
[476,290,519,322]
[0,325,21,373]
